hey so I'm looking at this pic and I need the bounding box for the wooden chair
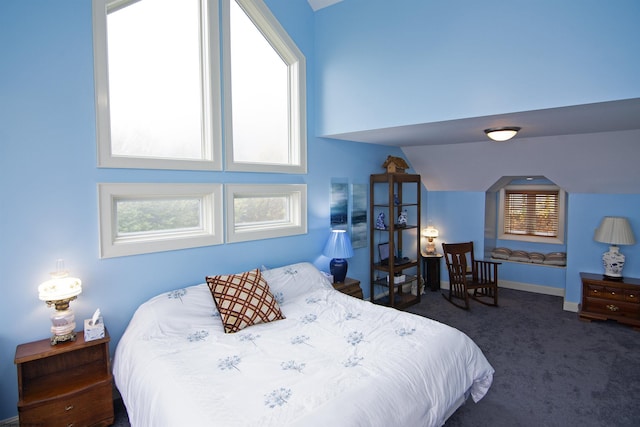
[441,242,501,310]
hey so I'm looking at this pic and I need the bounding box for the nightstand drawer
[586,284,625,301]
[585,284,640,303]
[583,297,640,319]
[19,381,113,426]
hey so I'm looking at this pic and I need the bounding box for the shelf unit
[370,172,421,308]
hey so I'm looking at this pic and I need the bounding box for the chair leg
[442,289,470,310]
[471,286,498,306]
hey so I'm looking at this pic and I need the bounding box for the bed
[113,262,494,426]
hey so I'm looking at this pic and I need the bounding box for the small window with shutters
[498,185,565,244]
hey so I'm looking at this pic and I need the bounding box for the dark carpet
[111,287,640,426]
[407,288,640,427]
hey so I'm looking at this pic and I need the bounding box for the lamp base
[602,246,625,280]
[50,331,77,345]
[330,258,348,283]
[49,306,77,346]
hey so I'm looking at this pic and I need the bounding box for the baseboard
[499,280,565,297]
[0,416,18,426]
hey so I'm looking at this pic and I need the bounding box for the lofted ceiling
[324,98,640,147]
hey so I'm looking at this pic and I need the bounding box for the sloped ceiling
[307,0,343,12]
[325,98,640,147]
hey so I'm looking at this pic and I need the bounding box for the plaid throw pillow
[206,269,285,333]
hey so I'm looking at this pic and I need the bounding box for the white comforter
[113,262,493,427]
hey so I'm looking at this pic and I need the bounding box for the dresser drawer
[19,381,113,426]
[583,297,640,319]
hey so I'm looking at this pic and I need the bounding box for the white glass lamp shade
[422,226,439,239]
[38,276,82,302]
[484,127,521,142]
[593,217,636,279]
[323,230,354,283]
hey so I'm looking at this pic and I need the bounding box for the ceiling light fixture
[484,127,521,142]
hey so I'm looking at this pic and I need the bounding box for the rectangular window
[98,183,223,258]
[223,0,307,173]
[226,184,307,242]
[93,0,222,170]
[498,185,565,244]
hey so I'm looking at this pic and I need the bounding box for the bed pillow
[261,262,333,303]
[206,269,285,333]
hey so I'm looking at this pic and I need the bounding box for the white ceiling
[324,98,640,146]
[307,0,343,12]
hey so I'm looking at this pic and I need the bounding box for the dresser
[579,272,640,329]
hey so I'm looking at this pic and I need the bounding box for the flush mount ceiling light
[484,127,521,142]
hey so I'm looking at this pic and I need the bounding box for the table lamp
[38,259,82,345]
[422,226,439,255]
[593,216,635,280]
[323,230,354,283]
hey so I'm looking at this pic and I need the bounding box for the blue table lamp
[323,230,354,283]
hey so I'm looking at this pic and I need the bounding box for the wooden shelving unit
[369,172,421,309]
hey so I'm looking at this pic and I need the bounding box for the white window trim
[222,0,307,174]
[226,184,307,243]
[98,183,223,258]
[498,185,566,244]
[92,0,223,171]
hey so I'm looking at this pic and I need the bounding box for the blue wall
[316,0,640,136]
[426,191,640,302]
[0,0,408,419]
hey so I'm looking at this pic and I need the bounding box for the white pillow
[261,262,333,303]
[543,252,567,266]
[491,247,512,260]
[509,250,531,262]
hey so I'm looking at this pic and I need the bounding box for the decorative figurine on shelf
[376,212,387,230]
[398,209,408,227]
[393,194,400,206]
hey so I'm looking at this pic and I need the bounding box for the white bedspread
[113,262,493,427]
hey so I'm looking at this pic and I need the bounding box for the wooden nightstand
[333,277,363,299]
[14,329,114,426]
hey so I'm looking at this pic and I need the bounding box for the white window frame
[92,0,223,171]
[222,0,307,174]
[98,183,223,258]
[226,184,307,243]
[498,185,566,244]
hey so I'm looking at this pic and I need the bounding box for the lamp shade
[422,226,439,239]
[38,276,82,302]
[594,217,636,245]
[323,230,354,259]
[484,127,521,142]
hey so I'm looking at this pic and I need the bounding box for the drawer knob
[610,291,616,295]
[630,294,635,298]
[606,304,619,312]
[65,404,74,411]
